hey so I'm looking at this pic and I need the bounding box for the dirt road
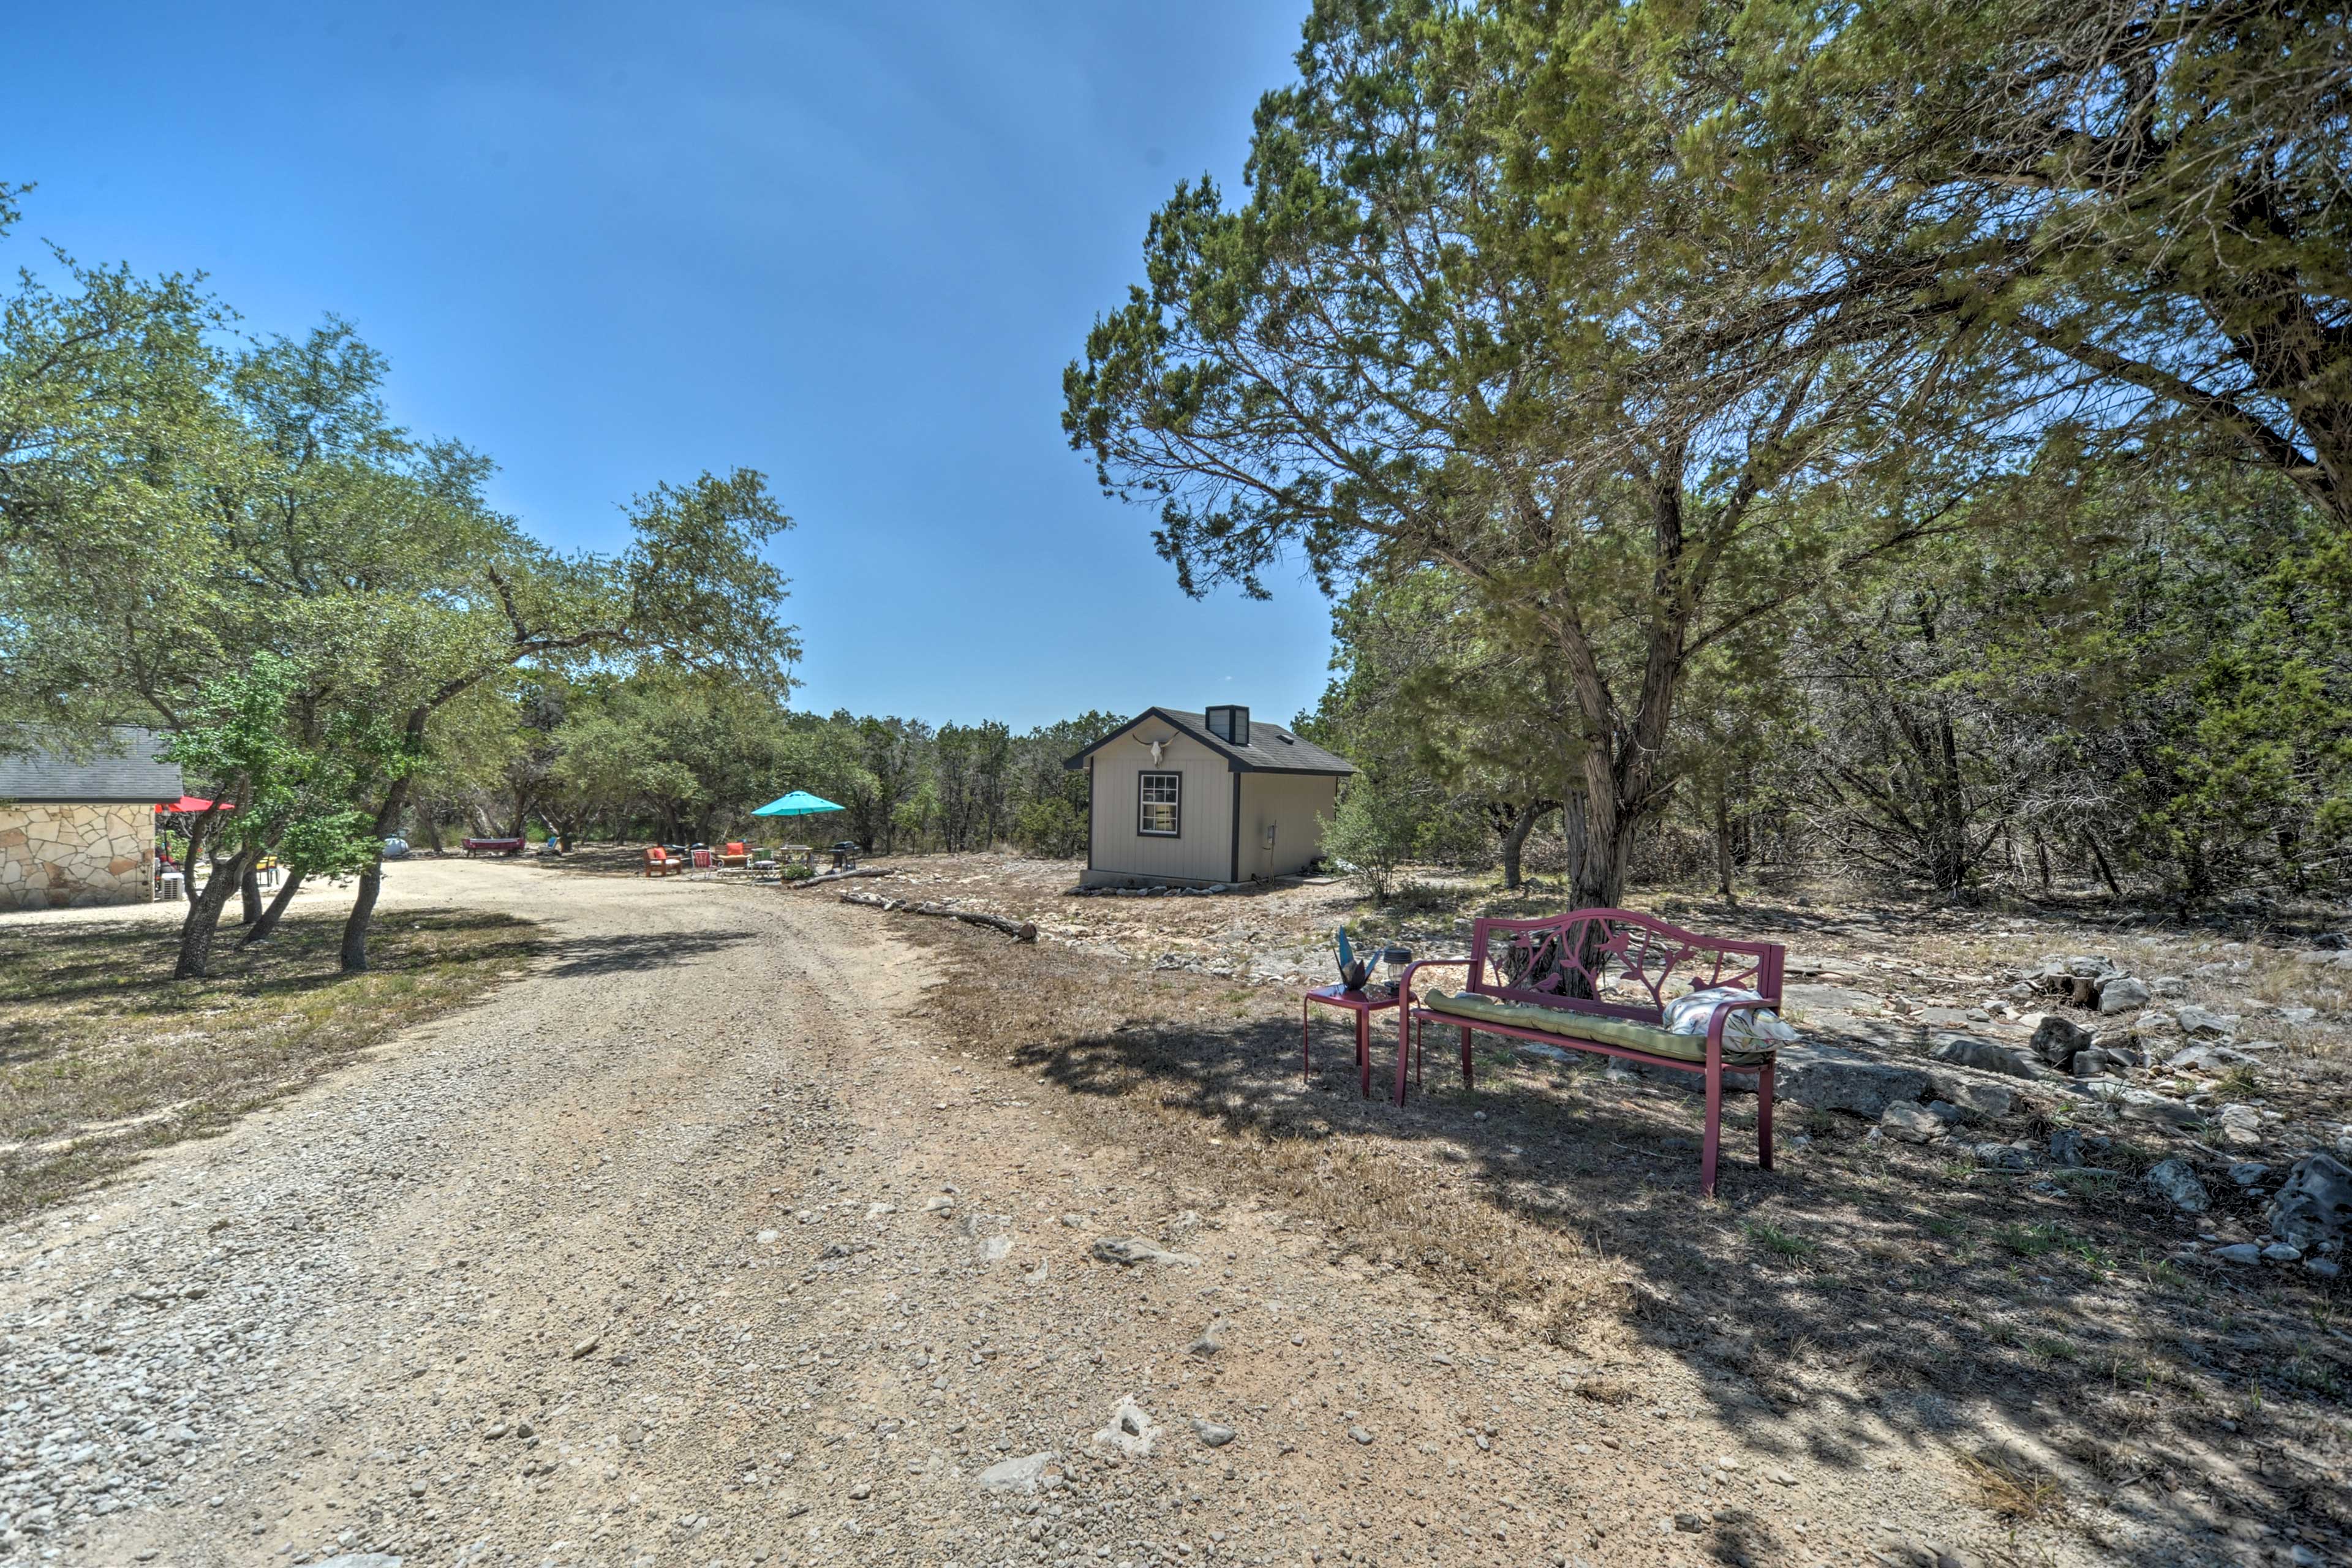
[2,861,2066,1568]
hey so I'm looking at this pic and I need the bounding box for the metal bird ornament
[1334,925,1370,990]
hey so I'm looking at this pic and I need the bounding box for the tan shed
[1066,706,1353,889]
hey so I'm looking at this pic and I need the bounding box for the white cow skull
[1134,733,1170,765]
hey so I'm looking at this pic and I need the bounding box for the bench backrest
[1466,907,1784,1024]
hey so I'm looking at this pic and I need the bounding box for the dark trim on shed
[1229,772,1242,883]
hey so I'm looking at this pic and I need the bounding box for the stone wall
[0,805,154,912]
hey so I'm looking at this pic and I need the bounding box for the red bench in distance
[462,836,526,857]
[1397,908,1786,1197]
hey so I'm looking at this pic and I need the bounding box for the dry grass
[0,906,537,1218]
[1961,1447,2069,1524]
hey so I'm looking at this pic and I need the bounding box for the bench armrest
[1703,995,1779,1054]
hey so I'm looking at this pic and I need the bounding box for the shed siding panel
[1237,773,1343,881]
[1088,731,1234,883]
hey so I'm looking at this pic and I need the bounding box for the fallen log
[779,865,890,889]
[838,889,1037,942]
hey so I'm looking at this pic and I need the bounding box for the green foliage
[1658,0,2352,530]
[0,196,802,970]
[1065,0,1989,906]
[158,654,380,878]
[1321,773,1433,905]
[1014,796,1087,860]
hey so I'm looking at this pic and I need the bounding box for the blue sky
[4,3,1336,731]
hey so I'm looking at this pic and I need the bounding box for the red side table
[1302,983,1403,1100]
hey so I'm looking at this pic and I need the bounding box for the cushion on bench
[1423,990,1776,1069]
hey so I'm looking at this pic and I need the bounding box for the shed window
[1138,772,1181,837]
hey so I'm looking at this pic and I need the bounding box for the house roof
[0,727,183,804]
[1066,707,1355,775]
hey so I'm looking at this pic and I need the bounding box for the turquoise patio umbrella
[751,790,845,818]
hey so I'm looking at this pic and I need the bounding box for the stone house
[1065,705,1354,889]
[0,728,182,912]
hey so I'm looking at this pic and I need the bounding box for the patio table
[1301,982,1403,1101]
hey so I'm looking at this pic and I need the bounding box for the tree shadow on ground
[911,921,2346,1568]
[538,928,765,979]
[0,908,537,1023]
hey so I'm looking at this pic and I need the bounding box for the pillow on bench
[1423,990,1777,1069]
[1662,986,1798,1044]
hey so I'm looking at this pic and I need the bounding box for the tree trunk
[838,889,1036,941]
[238,866,263,925]
[2085,832,2124,901]
[175,844,260,980]
[342,770,414,974]
[1713,785,1736,906]
[2034,827,2052,892]
[1560,795,1591,902]
[340,867,382,972]
[1570,752,1639,913]
[180,810,214,898]
[418,810,444,855]
[239,869,305,947]
[1498,800,1550,891]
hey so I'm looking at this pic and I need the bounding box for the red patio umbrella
[157,796,234,813]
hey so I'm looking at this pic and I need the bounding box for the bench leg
[1357,1012,1371,1099]
[1302,999,1311,1085]
[1757,1061,1775,1171]
[1700,1062,1722,1198]
[1460,1027,1474,1089]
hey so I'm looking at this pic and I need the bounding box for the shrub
[1322,777,1422,903]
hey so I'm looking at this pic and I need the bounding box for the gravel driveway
[2,859,2052,1568]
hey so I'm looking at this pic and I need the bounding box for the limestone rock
[2266,1154,2352,1250]
[2144,1157,2211,1215]
[2095,976,2151,1013]
[1929,1034,2043,1080]
[1881,1102,1948,1143]
[1927,1075,2015,1120]
[2176,1005,2235,1039]
[976,1452,1058,1494]
[1774,1046,1930,1118]
[1090,1236,1201,1268]
[1090,1396,1159,1459]
[2030,1015,2094,1068]
[2166,1042,2255,1074]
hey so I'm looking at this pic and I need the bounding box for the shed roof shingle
[1068,707,1354,775]
[0,728,183,804]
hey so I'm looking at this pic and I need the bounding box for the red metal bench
[462,836,526,857]
[1397,908,1785,1197]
